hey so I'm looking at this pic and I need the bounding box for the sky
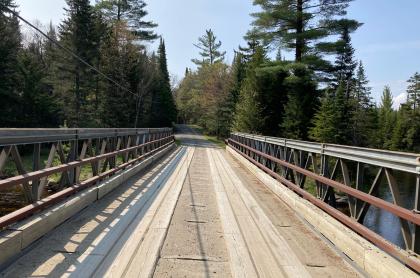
[14,0,420,107]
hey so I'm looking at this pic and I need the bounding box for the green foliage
[310,85,349,144]
[281,64,318,140]
[192,29,226,66]
[333,19,361,86]
[377,86,396,149]
[407,72,420,111]
[0,0,174,129]
[349,61,377,146]
[150,38,177,127]
[176,63,233,137]
[57,0,100,127]
[250,0,359,77]
[96,0,157,41]
[390,76,420,152]
[0,0,22,127]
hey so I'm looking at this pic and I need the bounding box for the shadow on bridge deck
[1,146,185,277]
[1,125,368,278]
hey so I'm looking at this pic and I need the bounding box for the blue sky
[15,0,420,105]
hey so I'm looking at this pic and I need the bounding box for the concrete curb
[0,143,176,268]
[227,146,418,278]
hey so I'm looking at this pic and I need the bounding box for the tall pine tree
[250,0,358,73]
[0,0,22,127]
[378,86,395,149]
[333,19,361,89]
[350,61,376,146]
[310,84,349,144]
[281,63,318,140]
[407,72,420,111]
[97,0,157,41]
[154,38,176,127]
[234,46,267,133]
[58,0,101,127]
[192,29,226,66]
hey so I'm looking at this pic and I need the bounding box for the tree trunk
[295,0,304,62]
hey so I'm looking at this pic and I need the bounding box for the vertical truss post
[413,174,420,253]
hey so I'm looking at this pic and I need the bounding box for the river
[362,171,416,249]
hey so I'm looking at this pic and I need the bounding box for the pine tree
[250,0,358,70]
[155,38,177,126]
[100,21,137,127]
[0,0,22,127]
[349,61,376,146]
[238,31,264,63]
[310,84,349,144]
[97,0,157,41]
[333,19,360,88]
[234,46,266,133]
[230,52,247,105]
[18,41,60,127]
[391,104,411,151]
[58,0,101,127]
[378,86,395,149]
[407,72,420,111]
[281,63,318,140]
[192,29,226,66]
[310,90,337,143]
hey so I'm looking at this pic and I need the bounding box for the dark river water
[362,171,416,249]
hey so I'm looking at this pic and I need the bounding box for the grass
[187,124,226,148]
[204,135,226,148]
[304,178,317,196]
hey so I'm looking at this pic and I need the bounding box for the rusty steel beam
[228,139,420,273]
[0,140,174,229]
[0,135,174,191]
[228,138,420,226]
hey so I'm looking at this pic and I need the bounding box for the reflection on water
[362,171,416,249]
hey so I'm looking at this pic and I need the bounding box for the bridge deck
[1,126,362,277]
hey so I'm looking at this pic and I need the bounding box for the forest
[1,0,419,152]
[175,0,420,152]
[0,0,176,129]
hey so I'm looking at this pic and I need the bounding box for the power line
[1,5,140,99]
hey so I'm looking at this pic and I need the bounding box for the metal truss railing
[0,128,174,228]
[228,132,420,272]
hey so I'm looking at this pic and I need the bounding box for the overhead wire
[0,4,140,98]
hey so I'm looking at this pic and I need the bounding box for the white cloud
[370,80,408,105]
[392,92,407,110]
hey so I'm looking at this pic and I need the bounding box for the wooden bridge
[0,125,419,277]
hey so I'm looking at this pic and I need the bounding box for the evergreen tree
[348,61,377,146]
[234,46,266,133]
[0,0,22,127]
[192,29,226,66]
[281,63,318,140]
[310,84,349,144]
[378,86,395,149]
[58,0,101,127]
[238,31,265,63]
[152,38,177,127]
[310,90,337,143]
[250,0,358,70]
[230,52,247,105]
[18,42,60,127]
[97,0,157,41]
[407,72,420,111]
[100,21,139,127]
[333,19,360,88]
[391,104,411,151]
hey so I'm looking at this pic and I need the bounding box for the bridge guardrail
[0,128,174,229]
[228,132,420,272]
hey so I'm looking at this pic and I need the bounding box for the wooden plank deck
[0,126,363,278]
